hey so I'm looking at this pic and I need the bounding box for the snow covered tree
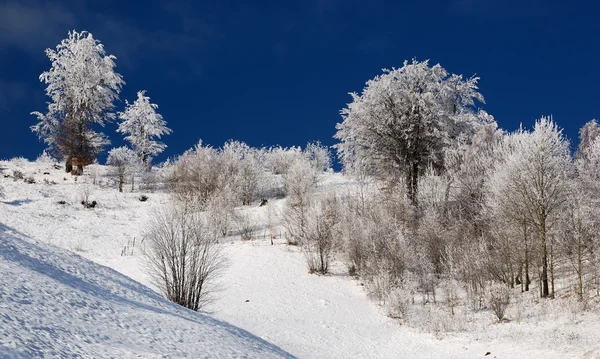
[107,146,139,192]
[304,141,331,172]
[303,194,340,274]
[166,141,222,208]
[282,157,320,245]
[118,90,171,167]
[219,141,263,205]
[264,146,304,175]
[488,117,571,298]
[334,59,490,204]
[576,119,600,158]
[31,30,124,175]
[572,128,600,296]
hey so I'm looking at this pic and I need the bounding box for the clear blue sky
[0,0,598,164]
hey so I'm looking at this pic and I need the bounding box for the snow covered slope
[1,158,599,358]
[0,224,292,358]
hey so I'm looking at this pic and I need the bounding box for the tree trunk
[76,165,84,176]
[524,219,530,292]
[540,217,550,298]
[65,157,73,173]
[550,243,555,298]
[577,209,583,298]
[406,162,419,206]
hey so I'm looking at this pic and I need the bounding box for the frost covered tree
[571,126,600,296]
[334,59,490,204]
[220,141,263,205]
[304,141,331,172]
[303,194,340,274]
[118,90,171,167]
[576,119,600,158]
[31,30,124,175]
[107,146,139,192]
[282,157,320,245]
[489,117,571,298]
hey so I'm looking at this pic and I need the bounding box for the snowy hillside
[1,158,600,358]
[0,224,291,358]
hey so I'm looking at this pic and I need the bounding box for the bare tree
[145,204,227,311]
[303,194,340,274]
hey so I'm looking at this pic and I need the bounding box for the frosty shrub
[265,146,304,175]
[303,194,340,274]
[107,146,139,192]
[206,188,237,237]
[282,156,319,199]
[304,141,331,172]
[139,169,159,192]
[36,150,57,164]
[219,140,263,205]
[386,287,412,320]
[489,283,511,321]
[145,204,227,311]
[166,141,221,208]
[236,211,256,241]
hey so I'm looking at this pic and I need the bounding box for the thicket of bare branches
[144,204,227,312]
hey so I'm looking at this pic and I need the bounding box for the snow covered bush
[139,169,159,192]
[106,146,139,192]
[145,204,227,312]
[264,146,304,175]
[35,150,57,165]
[166,141,222,208]
[302,194,340,274]
[206,188,237,237]
[488,283,511,321]
[118,90,172,167]
[304,141,331,172]
[235,210,256,241]
[220,141,263,205]
[386,287,413,320]
[338,193,409,304]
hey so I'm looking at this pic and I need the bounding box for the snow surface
[0,222,291,358]
[1,158,600,358]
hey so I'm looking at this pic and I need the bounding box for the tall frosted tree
[489,117,571,298]
[334,59,490,204]
[118,90,171,167]
[31,30,124,174]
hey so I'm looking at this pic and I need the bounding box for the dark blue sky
[0,0,598,164]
